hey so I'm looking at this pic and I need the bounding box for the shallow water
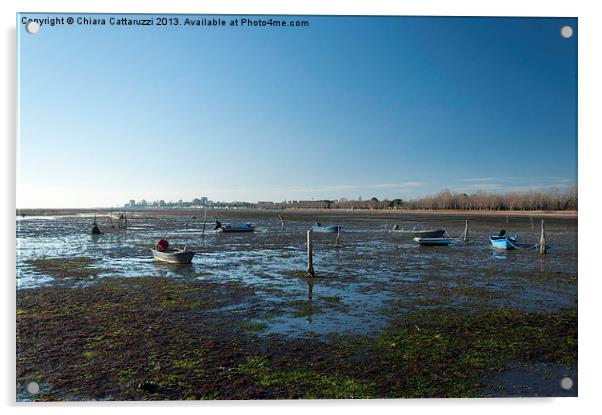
[16,212,578,337]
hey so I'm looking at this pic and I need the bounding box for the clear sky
[17,14,577,208]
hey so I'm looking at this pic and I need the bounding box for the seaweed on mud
[16,275,576,400]
[234,356,377,399]
[236,321,268,333]
[288,300,322,318]
[27,257,100,280]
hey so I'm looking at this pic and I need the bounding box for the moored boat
[413,237,454,246]
[391,228,445,238]
[489,234,518,250]
[310,225,341,233]
[216,222,256,233]
[151,248,195,264]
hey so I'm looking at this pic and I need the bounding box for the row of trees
[395,187,578,211]
[274,187,577,211]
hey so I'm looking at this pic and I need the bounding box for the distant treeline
[258,187,578,211]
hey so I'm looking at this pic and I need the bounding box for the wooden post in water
[463,220,469,242]
[334,227,342,248]
[530,216,534,232]
[539,219,547,254]
[306,230,315,277]
[279,214,285,231]
[201,208,207,236]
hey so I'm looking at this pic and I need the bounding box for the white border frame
[3,1,600,414]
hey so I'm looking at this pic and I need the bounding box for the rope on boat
[510,242,540,251]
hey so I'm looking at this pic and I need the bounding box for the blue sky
[17,15,577,208]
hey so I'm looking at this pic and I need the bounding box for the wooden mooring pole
[279,214,285,231]
[334,227,342,248]
[463,220,469,242]
[539,219,547,254]
[306,230,315,277]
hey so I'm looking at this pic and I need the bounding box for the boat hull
[391,229,445,238]
[489,236,517,250]
[414,237,454,246]
[151,249,195,264]
[217,224,256,233]
[310,225,340,233]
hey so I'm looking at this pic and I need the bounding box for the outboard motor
[91,221,101,235]
[499,229,506,237]
[157,239,169,251]
[214,220,222,230]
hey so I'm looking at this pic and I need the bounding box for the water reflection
[305,277,314,323]
[492,250,508,260]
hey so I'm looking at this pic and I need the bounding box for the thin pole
[201,207,207,236]
[539,219,547,254]
[279,214,285,231]
[463,220,469,242]
[334,226,342,248]
[306,230,315,277]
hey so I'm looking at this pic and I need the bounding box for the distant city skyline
[17,14,577,208]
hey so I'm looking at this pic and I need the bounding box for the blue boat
[310,225,341,233]
[489,234,518,250]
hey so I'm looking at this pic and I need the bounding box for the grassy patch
[371,307,577,397]
[236,321,268,333]
[289,300,321,318]
[235,356,376,399]
[27,257,100,280]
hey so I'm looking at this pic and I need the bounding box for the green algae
[235,356,376,399]
[236,321,268,333]
[27,257,101,280]
[16,275,577,400]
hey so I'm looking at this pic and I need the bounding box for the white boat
[413,237,454,246]
[391,228,445,238]
[151,248,195,264]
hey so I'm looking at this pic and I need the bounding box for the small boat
[391,228,445,238]
[216,222,256,233]
[151,248,195,264]
[310,225,341,233]
[91,221,102,235]
[413,237,454,246]
[489,234,518,250]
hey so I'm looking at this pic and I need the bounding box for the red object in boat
[157,239,169,251]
